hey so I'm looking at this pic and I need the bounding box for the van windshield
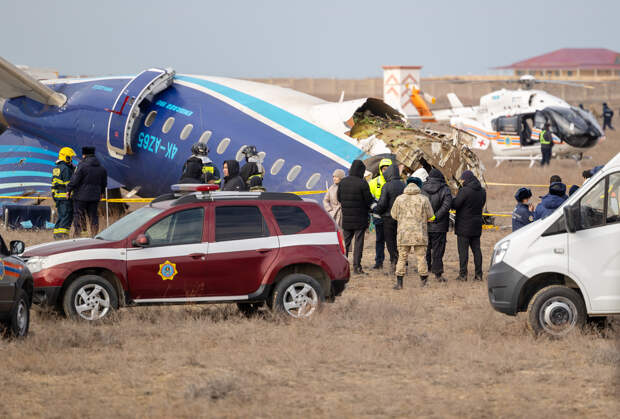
[96,206,164,241]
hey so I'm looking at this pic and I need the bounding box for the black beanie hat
[82,146,95,156]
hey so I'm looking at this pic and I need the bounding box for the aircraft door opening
[106,68,175,159]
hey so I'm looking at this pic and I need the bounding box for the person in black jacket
[179,143,220,184]
[421,168,452,282]
[374,164,405,272]
[452,170,486,281]
[67,146,107,237]
[240,161,263,189]
[337,160,373,274]
[221,160,247,191]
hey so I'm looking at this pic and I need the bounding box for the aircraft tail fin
[447,93,464,109]
[0,56,66,106]
[407,84,436,123]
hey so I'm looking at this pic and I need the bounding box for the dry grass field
[1,132,619,418]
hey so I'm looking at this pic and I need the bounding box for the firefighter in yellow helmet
[367,158,392,269]
[51,147,76,239]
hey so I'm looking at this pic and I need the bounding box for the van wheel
[2,289,30,338]
[236,302,263,317]
[63,275,118,321]
[527,285,586,336]
[272,274,324,319]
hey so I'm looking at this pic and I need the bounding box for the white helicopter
[410,75,604,166]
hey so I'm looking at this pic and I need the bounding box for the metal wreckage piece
[349,112,486,195]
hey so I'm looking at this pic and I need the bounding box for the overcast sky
[2,0,618,79]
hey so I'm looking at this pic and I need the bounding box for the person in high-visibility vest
[539,122,553,166]
[368,158,392,270]
[51,147,76,239]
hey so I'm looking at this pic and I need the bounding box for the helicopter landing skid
[494,156,542,168]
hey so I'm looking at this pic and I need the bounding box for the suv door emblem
[158,260,178,280]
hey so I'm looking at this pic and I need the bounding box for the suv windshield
[96,206,164,241]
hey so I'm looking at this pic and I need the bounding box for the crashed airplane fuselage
[0,57,484,200]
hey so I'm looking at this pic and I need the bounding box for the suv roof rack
[170,191,302,206]
[150,193,176,204]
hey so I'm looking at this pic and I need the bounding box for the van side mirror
[564,204,580,233]
[9,240,25,255]
[132,234,149,247]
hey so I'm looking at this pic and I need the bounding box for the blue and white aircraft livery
[0,57,395,200]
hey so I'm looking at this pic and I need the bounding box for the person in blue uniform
[512,187,534,231]
[51,147,76,239]
[602,102,614,131]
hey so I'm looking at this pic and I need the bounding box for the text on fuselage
[137,132,178,160]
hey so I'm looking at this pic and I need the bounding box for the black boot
[371,262,383,270]
[435,273,447,283]
[393,276,403,290]
[420,275,428,287]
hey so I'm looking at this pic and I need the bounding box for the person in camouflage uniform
[390,177,435,290]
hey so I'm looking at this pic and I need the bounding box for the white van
[488,152,620,336]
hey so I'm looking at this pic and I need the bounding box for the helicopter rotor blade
[533,79,594,89]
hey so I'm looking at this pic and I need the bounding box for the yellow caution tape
[0,195,52,200]
[104,198,154,203]
[483,213,512,218]
[290,190,327,195]
[486,182,549,188]
[0,195,154,203]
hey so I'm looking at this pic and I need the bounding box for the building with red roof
[496,48,620,78]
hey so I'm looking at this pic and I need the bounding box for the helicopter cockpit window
[534,111,547,129]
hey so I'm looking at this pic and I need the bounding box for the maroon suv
[23,190,349,320]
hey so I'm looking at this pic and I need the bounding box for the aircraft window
[144,111,157,127]
[306,173,321,189]
[287,165,302,182]
[162,117,175,134]
[217,138,231,154]
[180,124,193,140]
[271,159,285,175]
[235,145,248,161]
[199,130,212,143]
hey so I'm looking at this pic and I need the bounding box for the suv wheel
[2,289,30,338]
[63,275,118,321]
[527,285,586,336]
[272,274,324,319]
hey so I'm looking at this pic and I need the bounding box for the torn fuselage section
[346,99,486,194]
